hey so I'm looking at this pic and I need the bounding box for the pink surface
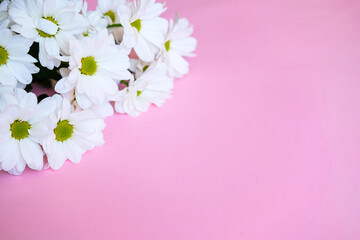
[1,0,360,239]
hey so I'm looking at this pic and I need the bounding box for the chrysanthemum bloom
[0,88,56,175]
[9,0,88,69]
[115,62,173,117]
[0,27,39,88]
[41,95,106,170]
[161,16,197,78]
[55,29,132,109]
[118,0,168,62]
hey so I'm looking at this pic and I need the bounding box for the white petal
[75,92,92,109]
[44,37,60,58]
[48,141,67,170]
[0,138,20,171]
[20,138,43,170]
[34,18,58,36]
[55,77,76,93]
[0,66,17,87]
[134,36,154,62]
[8,159,26,175]
[63,139,83,164]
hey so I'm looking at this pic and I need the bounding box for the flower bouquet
[0,0,196,175]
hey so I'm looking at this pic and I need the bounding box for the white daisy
[118,0,168,62]
[9,0,89,69]
[55,29,132,109]
[0,27,39,88]
[0,0,9,23]
[115,62,173,117]
[161,16,197,78]
[41,94,106,170]
[0,88,56,174]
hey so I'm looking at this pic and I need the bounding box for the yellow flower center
[79,56,98,76]
[137,91,142,97]
[10,120,31,140]
[0,46,9,66]
[54,120,74,142]
[131,19,141,32]
[36,16,59,38]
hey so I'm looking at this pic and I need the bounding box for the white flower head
[9,0,89,69]
[115,61,173,117]
[161,15,197,78]
[0,26,39,88]
[55,29,132,109]
[41,94,106,170]
[118,0,168,62]
[0,88,56,175]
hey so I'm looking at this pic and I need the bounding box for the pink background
[1,0,360,239]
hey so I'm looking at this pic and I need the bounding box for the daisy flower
[161,16,197,78]
[0,88,56,174]
[55,29,132,109]
[41,95,106,170]
[118,0,168,62]
[0,26,39,88]
[115,62,173,117]
[9,0,89,69]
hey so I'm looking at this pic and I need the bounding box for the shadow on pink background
[1,0,360,239]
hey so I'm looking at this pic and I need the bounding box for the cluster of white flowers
[0,0,196,175]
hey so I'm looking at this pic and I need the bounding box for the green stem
[107,23,123,29]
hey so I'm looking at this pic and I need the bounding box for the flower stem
[107,23,123,29]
